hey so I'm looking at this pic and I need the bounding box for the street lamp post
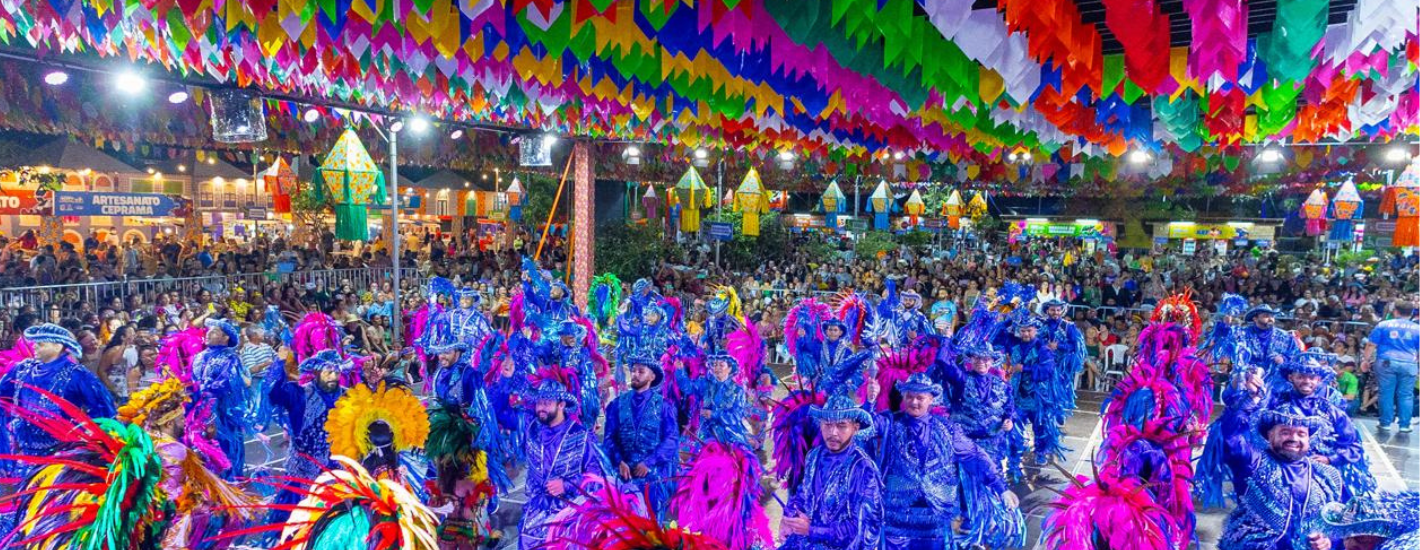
[389,128,401,348]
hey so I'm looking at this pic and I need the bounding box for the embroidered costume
[780,394,884,550]
[1217,407,1345,550]
[192,318,250,479]
[519,372,609,550]
[995,313,1068,464]
[601,356,679,518]
[267,349,350,522]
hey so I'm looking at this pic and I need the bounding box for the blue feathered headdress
[1216,294,1249,318]
[299,349,354,373]
[809,394,875,437]
[425,276,456,301]
[204,318,241,347]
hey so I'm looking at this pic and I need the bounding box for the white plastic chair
[1098,344,1130,390]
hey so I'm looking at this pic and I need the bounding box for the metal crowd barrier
[2,268,427,311]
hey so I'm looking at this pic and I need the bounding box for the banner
[53,192,190,217]
[0,189,40,215]
[1012,220,1117,240]
[1158,222,1276,241]
[708,222,735,241]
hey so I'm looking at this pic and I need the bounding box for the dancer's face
[901,392,933,418]
[33,341,63,363]
[629,364,656,390]
[205,326,229,346]
[643,311,661,326]
[819,419,860,452]
[437,350,461,368]
[1288,372,1322,396]
[1253,314,1275,329]
[825,325,843,341]
[534,399,566,424]
[1047,306,1064,320]
[1017,326,1038,342]
[318,369,341,392]
[460,296,475,309]
[969,355,993,374]
[1267,424,1311,461]
[711,360,731,382]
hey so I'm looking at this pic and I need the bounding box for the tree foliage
[594,222,677,281]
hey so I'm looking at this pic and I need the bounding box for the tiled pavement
[242,370,1419,550]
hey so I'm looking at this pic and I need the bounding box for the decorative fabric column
[572,141,595,310]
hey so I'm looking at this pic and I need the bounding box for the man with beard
[267,349,350,522]
[520,258,581,341]
[1039,299,1085,412]
[548,321,603,426]
[1233,352,1374,500]
[191,318,250,479]
[519,371,607,550]
[700,288,744,356]
[0,323,116,534]
[994,315,1064,466]
[602,356,679,518]
[780,393,884,550]
[866,372,1019,550]
[1237,305,1302,388]
[426,316,509,493]
[1218,405,1343,550]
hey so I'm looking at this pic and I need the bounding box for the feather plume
[0,385,165,550]
[184,397,233,472]
[865,337,937,412]
[783,299,831,357]
[589,274,623,332]
[835,293,872,347]
[509,291,527,335]
[660,296,685,333]
[669,442,773,550]
[544,475,730,550]
[292,312,345,364]
[727,318,765,390]
[770,390,825,491]
[157,327,206,386]
[0,337,34,377]
[1039,465,1178,550]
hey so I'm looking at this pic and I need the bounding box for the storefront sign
[0,189,39,215]
[53,191,189,217]
[246,207,268,219]
[1159,223,1276,241]
[1012,220,1116,240]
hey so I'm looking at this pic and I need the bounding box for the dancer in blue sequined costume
[948,342,1025,481]
[601,355,679,518]
[865,372,1022,550]
[518,372,608,550]
[266,349,349,523]
[1218,405,1344,550]
[192,318,251,480]
[994,313,1066,465]
[780,393,883,550]
[1039,298,1085,412]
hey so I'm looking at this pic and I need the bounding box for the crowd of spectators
[1,222,1415,419]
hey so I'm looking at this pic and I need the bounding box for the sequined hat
[1011,315,1044,333]
[625,355,664,387]
[204,318,241,346]
[1280,350,1338,380]
[895,372,942,397]
[809,394,875,437]
[706,354,740,373]
[529,379,579,406]
[961,341,1002,360]
[1256,404,1330,438]
[557,320,586,339]
[1244,304,1281,322]
[1321,491,1420,543]
[421,315,467,354]
[456,287,481,302]
[299,349,355,374]
[23,323,81,356]
[706,295,731,315]
[632,278,654,295]
[900,291,923,309]
[821,318,848,332]
[1217,294,1249,317]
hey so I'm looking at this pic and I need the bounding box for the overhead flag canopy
[0,0,1412,163]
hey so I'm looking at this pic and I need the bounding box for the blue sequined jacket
[782,444,884,550]
[866,412,1008,540]
[1219,449,1343,550]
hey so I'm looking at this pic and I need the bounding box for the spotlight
[1128,150,1151,165]
[1008,152,1019,162]
[207,157,216,165]
[167,90,189,104]
[623,145,643,165]
[114,70,147,95]
[893,151,906,161]
[777,151,794,161]
[693,148,709,160]
[482,174,489,180]
[1258,148,1284,163]
[303,108,320,123]
[463,181,469,188]
[408,116,430,134]
[389,120,405,133]
[542,134,558,146]
[1021,152,1032,162]
[176,164,187,173]
[1385,146,1411,164]
[146,167,156,175]
[449,129,464,140]
[43,70,69,86]
[626,145,641,157]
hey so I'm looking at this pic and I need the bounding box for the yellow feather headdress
[325,383,430,461]
[116,377,190,428]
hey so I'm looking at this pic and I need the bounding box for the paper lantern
[504,177,528,221]
[1328,180,1363,242]
[904,190,926,226]
[769,190,788,211]
[1380,161,1420,247]
[821,180,847,230]
[263,157,297,213]
[733,167,770,237]
[943,189,964,228]
[966,191,989,220]
[642,185,660,222]
[313,129,387,241]
[672,166,713,233]
[1301,188,1329,236]
[865,180,897,230]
